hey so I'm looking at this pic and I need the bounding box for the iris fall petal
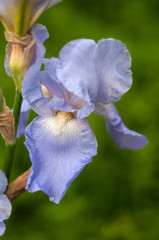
[95,103,148,150]
[25,114,97,203]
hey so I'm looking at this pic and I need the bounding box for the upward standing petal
[56,38,132,118]
[25,113,97,203]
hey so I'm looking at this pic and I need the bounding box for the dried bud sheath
[6,168,31,202]
[0,91,16,144]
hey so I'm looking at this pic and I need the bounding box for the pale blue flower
[22,38,148,203]
[0,170,12,236]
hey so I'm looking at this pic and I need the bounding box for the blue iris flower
[0,170,12,236]
[22,38,148,203]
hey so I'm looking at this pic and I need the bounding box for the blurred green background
[0,0,159,239]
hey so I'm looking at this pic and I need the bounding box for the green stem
[13,91,23,133]
[3,91,22,182]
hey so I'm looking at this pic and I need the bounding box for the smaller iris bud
[0,89,16,144]
[5,31,35,92]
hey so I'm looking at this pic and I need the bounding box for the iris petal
[22,24,53,117]
[0,170,7,194]
[57,39,96,117]
[40,70,69,103]
[0,222,5,236]
[25,114,97,203]
[94,39,132,103]
[43,58,94,119]
[0,192,12,236]
[56,38,132,118]
[95,103,148,150]
[0,195,12,221]
[17,110,30,137]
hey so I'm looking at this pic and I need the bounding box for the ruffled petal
[56,39,96,117]
[0,194,12,221]
[95,103,148,150]
[0,221,5,236]
[0,170,8,194]
[94,39,132,103]
[22,24,53,117]
[25,114,97,203]
[56,38,132,118]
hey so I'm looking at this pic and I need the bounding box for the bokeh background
[0,0,159,239]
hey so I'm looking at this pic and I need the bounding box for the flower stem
[3,91,22,181]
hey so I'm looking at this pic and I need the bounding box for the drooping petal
[56,38,132,118]
[21,98,31,112]
[25,113,97,203]
[22,24,53,117]
[95,103,148,150]
[17,110,30,138]
[0,194,12,221]
[0,170,8,194]
[16,98,31,137]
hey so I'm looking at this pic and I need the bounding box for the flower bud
[5,31,35,91]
